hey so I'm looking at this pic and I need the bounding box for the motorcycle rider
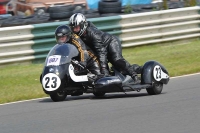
[55,25,101,76]
[68,13,142,83]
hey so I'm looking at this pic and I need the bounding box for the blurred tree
[190,0,197,6]
[185,0,196,6]
[124,0,132,13]
[163,0,168,9]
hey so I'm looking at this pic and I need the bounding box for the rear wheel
[50,91,67,102]
[93,92,106,97]
[146,82,163,95]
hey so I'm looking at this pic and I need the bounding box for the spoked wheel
[93,92,106,97]
[50,91,67,102]
[146,82,163,95]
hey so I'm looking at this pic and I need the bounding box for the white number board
[47,55,61,66]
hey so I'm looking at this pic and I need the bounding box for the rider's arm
[89,28,108,72]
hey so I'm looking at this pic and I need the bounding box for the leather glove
[79,61,87,69]
[72,60,88,72]
[72,60,85,69]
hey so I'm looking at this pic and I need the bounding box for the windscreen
[44,43,79,66]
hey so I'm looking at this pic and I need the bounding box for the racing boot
[132,64,143,74]
[113,59,140,84]
[127,66,140,84]
[131,72,140,84]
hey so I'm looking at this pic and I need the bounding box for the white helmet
[69,13,88,36]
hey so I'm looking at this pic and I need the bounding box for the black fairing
[94,76,122,92]
[41,43,79,94]
[42,64,69,94]
[42,64,69,80]
[42,43,79,78]
[141,61,169,84]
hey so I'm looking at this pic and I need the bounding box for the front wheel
[50,91,67,102]
[93,92,106,97]
[146,82,163,95]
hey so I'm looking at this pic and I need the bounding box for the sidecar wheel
[93,92,105,97]
[146,82,163,95]
[50,91,67,102]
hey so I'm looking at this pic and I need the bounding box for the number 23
[156,67,161,79]
[45,77,57,88]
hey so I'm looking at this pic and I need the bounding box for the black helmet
[55,25,72,44]
[69,13,88,36]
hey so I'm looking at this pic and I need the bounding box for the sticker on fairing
[46,55,61,66]
[69,64,88,82]
[153,65,169,81]
[42,73,61,91]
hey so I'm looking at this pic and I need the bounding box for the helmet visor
[70,25,81,35]
[56,33,70,44]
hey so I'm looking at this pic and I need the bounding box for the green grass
[0,39,200,104]
[123,39,200,76]
[0,64,47,104]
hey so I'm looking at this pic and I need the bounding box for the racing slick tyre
[1,15,32,27]
[48,5,75,20]
[73,9,87,14]
[98,1,122,14]
[50,91,67,102]
[146,82,163,95]
[99,1,121,8]
[50,11,73,19]
[48,5,75,13]
[98,7,121,14]
[26,14,49,24]
[93,92,106,97]
[1,19,26,27]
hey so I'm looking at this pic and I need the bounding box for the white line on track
[170,72,200,79]
[1,72,200,106]
[0,97,49,106]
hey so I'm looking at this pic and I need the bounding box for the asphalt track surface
[0,73,200,133]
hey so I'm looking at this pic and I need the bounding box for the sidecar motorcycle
[40,43,170,102]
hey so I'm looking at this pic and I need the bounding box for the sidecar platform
[94,76,152,93]
[122,84,152,92]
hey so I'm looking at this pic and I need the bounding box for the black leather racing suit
[69,33,101,75]
[80,22,138,76]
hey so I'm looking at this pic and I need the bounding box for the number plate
[47,55,61,66]
[42,73,61,91]
[153,65,169,81]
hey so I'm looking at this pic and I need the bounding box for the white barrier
[116,6,200,47]
[0,6,200,65]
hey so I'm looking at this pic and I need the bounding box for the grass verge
[0,39,200,104]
